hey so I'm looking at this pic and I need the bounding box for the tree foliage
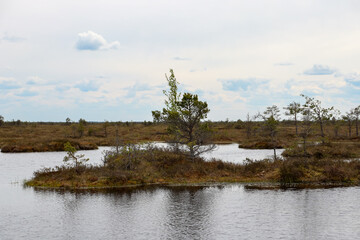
[342,109,357,137]
[260,105,281,160]
[152,69,215,158]
[63,142,89,173]
[284,101,301,135]
[301,94,335,141]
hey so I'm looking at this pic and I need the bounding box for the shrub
[63,142,89,174]
[279,159,304,184]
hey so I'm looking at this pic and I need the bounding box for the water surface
[1,145,359,240]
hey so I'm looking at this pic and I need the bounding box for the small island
[25,70,360,190]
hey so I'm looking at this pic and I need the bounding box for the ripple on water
[0,146,360,239]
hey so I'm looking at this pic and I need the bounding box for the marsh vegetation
[22,70,360,189]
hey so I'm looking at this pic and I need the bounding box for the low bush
[279,159,305,184]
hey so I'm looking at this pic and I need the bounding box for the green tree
[171,93,215,158]
[77,118,86,137]
[301,94,334,143]
[0,115,4,126]
[152,69,181,122]
[63,142,89,174]
[153,69,215,158]
[65,117,71,125]
[79,118,87,125]
[283,101,301,135]
[261,105,281,160]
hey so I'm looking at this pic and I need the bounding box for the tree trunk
[271,132,277,160]
[348,120,352,137]
[303,137,306,156]
[189,146,195,159]
[295,113,298,135]
[273,148,277,160]
[319,120,325,143]
[115,129,119,155]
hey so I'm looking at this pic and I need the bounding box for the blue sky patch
[303,65,336,75]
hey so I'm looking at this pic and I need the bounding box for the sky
[0,0,359,122]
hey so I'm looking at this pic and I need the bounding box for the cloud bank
[75,31,120,51]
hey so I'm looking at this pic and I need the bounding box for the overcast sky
[0,0,359,121]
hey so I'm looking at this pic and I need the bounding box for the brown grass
[1,120,359,152]
[25,142,360,189]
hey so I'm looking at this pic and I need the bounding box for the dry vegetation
[5,119,360,189]
[0,119,359,152]
[25,140,360,189]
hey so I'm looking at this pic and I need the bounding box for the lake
[1,145,360,239]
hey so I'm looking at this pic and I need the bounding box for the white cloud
[343,72,360,83]
[75,31,120,51]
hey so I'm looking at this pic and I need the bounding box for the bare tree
[245,113,253,139]
[103,120,109,138]
[301,94,335,143]
[354,106,360,137]
[299,109,313,156]
[330,109,341,138]
[342,110,355,138]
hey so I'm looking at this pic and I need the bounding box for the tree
[283,101,301,135]
[65,117,71,125]
[103,120,109,137]
[330,109,341,138]
[301,94,334,143]
[261,105,281,160]
[0,115,4,126]
[353,106,360,137]
[78,122,85,137]
[151,70,182,148]
[170,93,215,158]
[153,69,215,158]
[77,118,86,137]
[152,69,181,126]
[79,118,87,125]
[299,109,313,156]
[342,110,355,138]
[63,142,89,174]
[245,113,253,139]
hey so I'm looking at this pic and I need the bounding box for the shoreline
[25,180,359,191]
